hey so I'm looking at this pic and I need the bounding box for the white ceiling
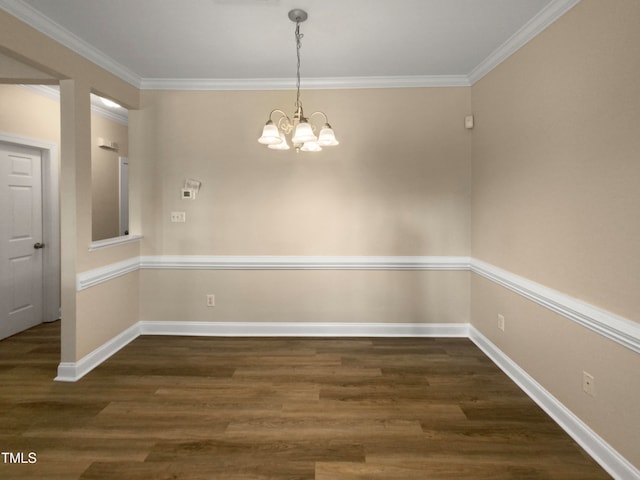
[2,0,580,89]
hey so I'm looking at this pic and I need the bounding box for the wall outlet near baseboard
[206,294,215,307]
[582,371,595,396]
[497,314,505,332]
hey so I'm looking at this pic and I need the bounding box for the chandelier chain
[295,20,303,109]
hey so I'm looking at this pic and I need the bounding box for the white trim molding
[0,0,142,87]
[19,85,130,126]
[88,234,143,252]
[77,255,468,291]
[75,254,640,354]
[55,321,466,381]
[55,322,140,382]
[138,255,470,271]
[470,259,640,354]
[139,75,471,91]
[76,257,140,291]
[139,321,469,338]
[469,326,640,480]
[467,0,582,84]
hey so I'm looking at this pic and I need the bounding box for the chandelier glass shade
[258,9,338,153]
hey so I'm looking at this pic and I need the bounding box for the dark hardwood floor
[0,321,611,479]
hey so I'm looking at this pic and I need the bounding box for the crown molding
[0,0,142,87]
[17,84,59,102]
[468,0,582,85]
[19,85,129,126]
[88,102,129,127]
[2,0,580,90]
[139,75,471,91]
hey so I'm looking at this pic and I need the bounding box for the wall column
[59,79,91,362]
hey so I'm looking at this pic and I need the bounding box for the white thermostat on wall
[181,188,195,199]
[181,178,201,199]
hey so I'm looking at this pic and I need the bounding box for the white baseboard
[54,320,637,478]
[56,322,467,382]
[468,326,639,480]
[54,323,140,382]
[138,321,469,338]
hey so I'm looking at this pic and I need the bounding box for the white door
[0,142,43,340]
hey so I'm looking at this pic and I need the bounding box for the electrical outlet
[170,211,186,223]
[497,314,505,332]
[206,294,215,307]
[582,371,595,396]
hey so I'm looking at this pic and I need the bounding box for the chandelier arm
[277,116,294,134]
[308,111,329,125]
[272,108,292,127]
[269,109,289,121]
[266,109,294,134]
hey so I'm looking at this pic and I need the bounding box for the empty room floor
[0,321,610,479]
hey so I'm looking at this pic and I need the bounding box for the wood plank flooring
[0,321,611,479]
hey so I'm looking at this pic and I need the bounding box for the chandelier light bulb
[258,122,283,145]
[317,124,339,146]
[268,132,290,150]
[301,141,322,152]
[291,120,317,144]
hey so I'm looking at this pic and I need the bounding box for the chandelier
[258,9,339,153]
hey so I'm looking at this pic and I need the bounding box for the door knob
[33,242,45,249]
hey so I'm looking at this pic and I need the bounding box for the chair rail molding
[138,255,470,271]
[470,258,640,354]
[74,255,640,354]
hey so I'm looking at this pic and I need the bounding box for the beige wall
[472,275,640,465]
[471,0,640,320]
[134,87,472,326]
[137,88,472,256]
[471,0,640,466]
[140,269,469,325]
[77,272,139,358]
[0,85,59,142]
[0,51,56,83]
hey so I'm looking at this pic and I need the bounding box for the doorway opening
[0,131,60,340]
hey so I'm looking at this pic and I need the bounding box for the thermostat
[181,188,195,199]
